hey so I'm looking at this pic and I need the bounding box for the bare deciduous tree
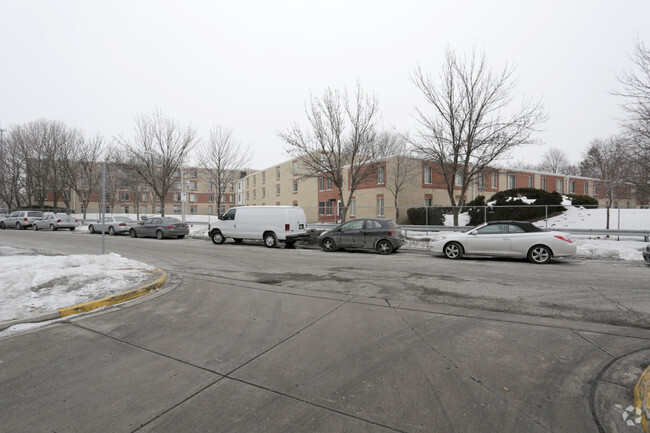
[409,48,547,224]
[0,127,27,210]
[580,136,628,229]
[279,83,386,222]
[118,110,198,217]
[195,125,250,216]
[66,135,105,219]
[538,147,571,174]
[381,132,420,222]
[617,39,650,142]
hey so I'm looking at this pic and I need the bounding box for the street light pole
[181,167,186,222]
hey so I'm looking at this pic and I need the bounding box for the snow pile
[0,247,155,323]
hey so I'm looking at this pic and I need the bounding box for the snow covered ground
[1,207,648,336]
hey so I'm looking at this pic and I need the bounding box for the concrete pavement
[1,271,649,432]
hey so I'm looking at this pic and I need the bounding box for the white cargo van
[208,206,309,248]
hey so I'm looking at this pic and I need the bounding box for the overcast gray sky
[1,0,648,170]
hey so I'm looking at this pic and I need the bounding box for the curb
[636,365,650,432]
[0,268,167,331]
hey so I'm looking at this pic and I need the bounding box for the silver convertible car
[431,220,576,264]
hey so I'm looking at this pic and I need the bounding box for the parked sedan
[129,217,189,240]
[431,220,576,264]
[88,216,137,235]
[32,213,79,231]
[318,218,404,255]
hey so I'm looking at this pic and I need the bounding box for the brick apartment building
[43,157,637,224]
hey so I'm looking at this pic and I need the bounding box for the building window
[478,173,485,190]
[594,184,599,195]
[327,178,333,190]
[326,200,333,215]
[276,185,281,195]
[570,181,576,194]
[246,191,249,200]
[229,183,234,191]
[253,189,256,198]
[262,188,265,197]
[253,175,256,186]
[425,197,433,207]
[173,193,181,201]
[528,176,534,188]
[556,179,563,193]
[190,194,198,203]
[584,183,589,195]
[246,178,249,188]
[276,167,281,179]
[124,206,129,214]
[189,181,197,190]
[350,199,356,217]
[377,197,384,217]
[377,166,385,185]
[319,201,325,215]
[542,178,547,190]
[507,174,516,189]
[292,161,298,175]
[455,171,463,186]
[424,166,433,184]
[208,183,213,191]
[141,193,147,202]
[262,172,266,183]
[189,169,198,178]
[319,177,325,191]
[293,181,298,192]
[173,206,181,215]
[190,206,198,215]
[120,192,130,201]
[491,172,498,188]
[208,206,213,215]
[208,194,214,202]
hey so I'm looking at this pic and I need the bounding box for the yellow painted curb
[58,268,168,317]
[635,364,650,432]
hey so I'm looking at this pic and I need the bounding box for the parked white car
[0,210,44,230]
[32,213,79,231]
[431,220,577,264]
[208,206,309,248]
[88,216,138,235]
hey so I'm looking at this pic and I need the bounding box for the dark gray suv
[1,211,44,230]
[318,218,404,255]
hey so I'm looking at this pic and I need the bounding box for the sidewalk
[1,272,649,432]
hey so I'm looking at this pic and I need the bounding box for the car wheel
[88,225,95,234]
[321,237,337,252]
[33,224,39,231]
[0,222,5,229]
[443,242,463,259]
[233,238,243,243]
[156,230,164,240]
[211,231,225,245]
[16,222,23,230]
[69,227,75,231]
[376,239,394,255]
[264,232,278,248]
[50,224,56,231]
[528,245,552,264]
[177,235,185,239]
[108,226,115,235]
[129,229,137,238]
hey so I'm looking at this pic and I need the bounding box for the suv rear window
[28,212,43,217]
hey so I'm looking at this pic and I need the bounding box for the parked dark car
[129,217,189,240]
[643,244,650,264]
[318,218,403,255]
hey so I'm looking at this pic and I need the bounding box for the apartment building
[41,157,637,222]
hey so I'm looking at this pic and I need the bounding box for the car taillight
[285,224,290,231]
[554,235,572,243]
[56,219,62,223]
[23,217,27,221]
[388,229,395,236]
[168,225,175,229]
[119,222,126,226]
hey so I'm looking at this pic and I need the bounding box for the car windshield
[115,217,132,222]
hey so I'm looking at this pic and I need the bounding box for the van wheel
[211,231,225,244]
[264,232,278,248]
